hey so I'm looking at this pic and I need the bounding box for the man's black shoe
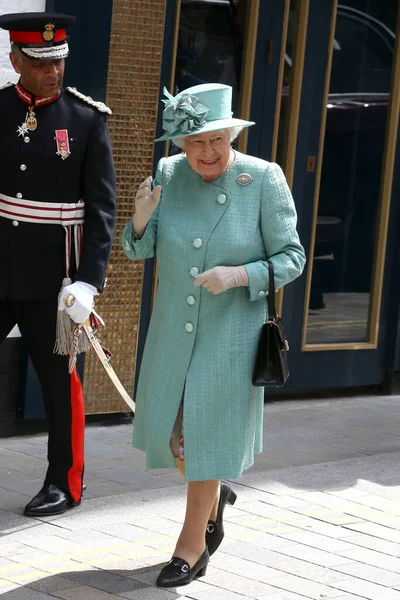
[23,484,80,517]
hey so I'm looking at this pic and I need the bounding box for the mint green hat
[155,83,255,142]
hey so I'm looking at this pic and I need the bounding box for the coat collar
[15,80,61,108]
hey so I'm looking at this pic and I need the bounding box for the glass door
[281,0,400,389]
[305,1,399,347]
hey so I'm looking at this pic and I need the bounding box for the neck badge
[15,82,61,140]
[26,107,38,131]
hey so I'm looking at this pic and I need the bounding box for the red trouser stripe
[68,367,85,503]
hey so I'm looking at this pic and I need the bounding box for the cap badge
[43,23,55,42]
[236,173,253,186]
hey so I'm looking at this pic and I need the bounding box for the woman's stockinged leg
[175,457,185,477]
[174,479,220,567]
[170,402,185,477]
[169,400,221,562]
[209,484,220,521]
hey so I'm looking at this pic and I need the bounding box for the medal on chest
[16,121,29,138]
[16,109,37,140]
[15,84,37,137]
[55,129,71,160]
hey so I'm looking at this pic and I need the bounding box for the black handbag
[252,260,290,387]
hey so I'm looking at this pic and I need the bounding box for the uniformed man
[0,12,116,516]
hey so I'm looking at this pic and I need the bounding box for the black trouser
[0,298,85,502]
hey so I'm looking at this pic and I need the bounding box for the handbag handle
[267,260,277,321]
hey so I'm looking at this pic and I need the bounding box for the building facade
[1,0,400,433]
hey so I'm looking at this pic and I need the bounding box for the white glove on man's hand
[194,266,249,295]
[58,281,97,324]
[133,176,162,238]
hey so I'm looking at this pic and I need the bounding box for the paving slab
[341,533,400,556]
[336,547,400,573]
[63,568,151,594]
[50,585,130,599]
[273,543,355,568]
[190,590,253,600]
[120,590,185,600]
[333,577,400,600]
[332,561,400,587]
[0,589,56,600]
[26,575,81,594]
[257,593,321,600]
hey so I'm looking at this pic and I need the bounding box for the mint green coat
[121,152,305,481]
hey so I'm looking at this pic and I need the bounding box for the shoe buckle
[181,564,189,573]
[206,523,215,533]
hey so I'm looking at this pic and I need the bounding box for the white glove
[194,266,249,295]
[58,281,97,324]
[132,176,162,237]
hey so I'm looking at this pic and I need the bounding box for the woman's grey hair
[173,125,245,149]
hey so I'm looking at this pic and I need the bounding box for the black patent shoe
[206,481,237,556]
[23,484,80,517]
[156,548,209,588]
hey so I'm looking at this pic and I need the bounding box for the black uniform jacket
[0,83,116,299]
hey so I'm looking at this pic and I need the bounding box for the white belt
[0,192,84,226]
[0,192,85,275]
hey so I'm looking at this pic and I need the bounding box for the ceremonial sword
[64,295,135,413]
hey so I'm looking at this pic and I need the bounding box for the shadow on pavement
[1,449,400,538]
[0,565,168,598]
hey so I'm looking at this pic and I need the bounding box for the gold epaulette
[66,87,112,115]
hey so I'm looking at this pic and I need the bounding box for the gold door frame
[279,0,310,188]
[271,0,291,164]
[273,0,310,314]
[237,0,261,152]
[301,1,400,352]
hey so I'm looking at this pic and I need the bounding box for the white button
[193,238,202,249]
[186,296,196,306]
[12,220,19,227]
[217,194,227,204]
[190,267,199,277]
[185,322,194,333]
[20,164,27,171]
[258,291,265,297]
[24,137,30,144]
[16,193,23,199]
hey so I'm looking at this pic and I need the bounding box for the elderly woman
[121,83,305,588]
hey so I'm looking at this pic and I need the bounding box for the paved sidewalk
[0,394,400,599]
